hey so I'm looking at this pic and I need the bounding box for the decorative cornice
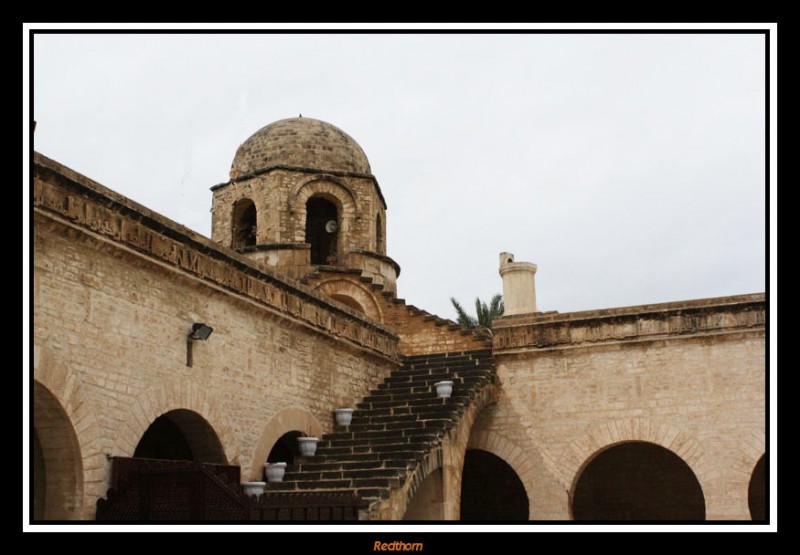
[493,294,765,352]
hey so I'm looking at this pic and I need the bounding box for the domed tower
[211,117,399,299]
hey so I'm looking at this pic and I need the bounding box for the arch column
[33,344,105,520]
[440,382,500,520]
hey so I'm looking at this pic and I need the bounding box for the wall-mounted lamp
[187,323,213,366]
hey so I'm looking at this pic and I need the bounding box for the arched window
[232,198,257,249]
[376,213,384,253]
[306,196,338,265]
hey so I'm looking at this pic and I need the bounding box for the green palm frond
[451,294,503,328]
[450,297,478,328]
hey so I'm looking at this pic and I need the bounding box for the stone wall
[484,296,766,520]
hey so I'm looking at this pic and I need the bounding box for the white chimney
[499,252,538,315]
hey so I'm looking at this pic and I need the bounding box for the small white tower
[499,252,538,315]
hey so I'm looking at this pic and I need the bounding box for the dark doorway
[572,441,705,521]
[460,449,529,520]
[232,198,257,249]
[267,431,303,466]
[748,454,766,521]
[134,409,226,464]
[306,197,338,265]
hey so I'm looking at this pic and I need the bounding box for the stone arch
[571,441,706,520]
[133,409,227,464]
[730,430,766,520]
[466,430,540,520]
[113,378,240,466]
[248,408,324,480]
[290,178,357,245]
[314,278,383,322]
[289,175,357,210]
[389,381,498,520]
[559,418,715,502]
[33,381,84,520]
[32,346,105,519]
[460,449,529,520]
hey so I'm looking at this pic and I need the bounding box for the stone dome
[230,117,372,178]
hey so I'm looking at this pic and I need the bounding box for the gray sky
[31,31,767,321]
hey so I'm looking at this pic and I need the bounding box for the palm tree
[450,294,504,328]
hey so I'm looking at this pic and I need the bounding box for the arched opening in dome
[134,409,226,464]
[460,449,529,521]
[306,196,339,265]
[376,213,384,254]
[749,454,766,521]
[572,441,705,521]
[232,198,257,249]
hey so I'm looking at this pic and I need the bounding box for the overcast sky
[30,30,767,321]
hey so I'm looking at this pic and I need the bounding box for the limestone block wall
[488,296,766,520]
[32,154,399,518]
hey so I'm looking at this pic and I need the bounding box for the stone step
[380,370,492,384]
[347,421,456,435]
[267,479,399,496]
[355,394,472,410]
[257,350,495,503]
[318,433,441,450]
[401,350,492,363]
[374,376,491,393]
[349,419,454,433]
[282,467,405,483]
[349,410,460,426]
[301,452,423,464]
[325,427,449,443]
[294,459,414,473]
[385,367,493,381]
[320,450,428,462]
[401,359,480,370]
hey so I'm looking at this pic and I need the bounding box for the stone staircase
[265,349,496,515]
